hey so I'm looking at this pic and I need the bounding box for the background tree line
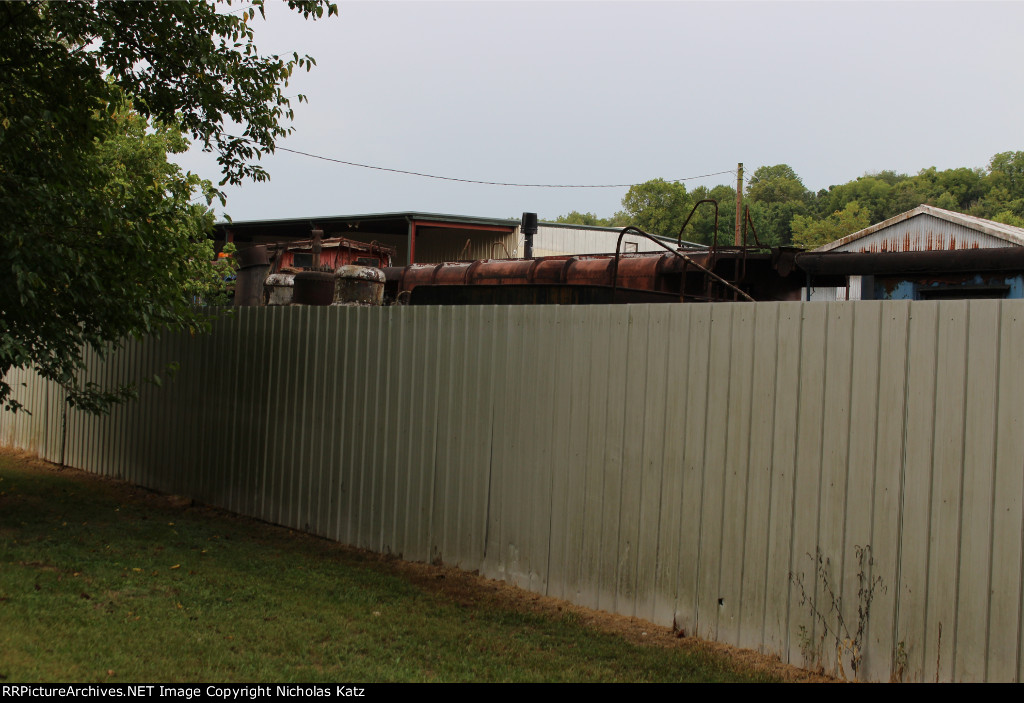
[553,152,1024,250]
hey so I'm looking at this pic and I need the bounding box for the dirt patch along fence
[3,300,1024,682]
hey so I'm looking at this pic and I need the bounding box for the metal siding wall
[957,301,999,681]
[4,301,1024,682]
[898,303,939,681]
[532,225,664,256]
[763,303,802,655]
[636,305,670,623]
[677,305,711,636]
[833,214,1015,253]
[820,303,854,675]
[846,303,886,678]
[546,305,576,604]
[653,304,688,627]
[738,302,781,650]
[926,300,968,682]
[992,303,1024,682]
[870,301,911,679]
[721,304,755,642]
[414,229,519,263]
[601,306,630,614]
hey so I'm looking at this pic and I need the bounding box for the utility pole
[735,163,743,246]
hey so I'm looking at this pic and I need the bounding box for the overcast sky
[177,0,1024,223]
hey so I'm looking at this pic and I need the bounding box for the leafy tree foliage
[554,211,605,227]
[5,0,336,186]
[621,178,692,238]
[790,201,871,250]
[556,153,1024,251]
[746,164,808,205]
[743,165,810,246]
[2,106,234,413]
[0,0,337,412]
[683,185,736,246]
[989,151,1024,200]
[992,210,1024,228]
[614,179,736,246]
[815,174,938,235]
[746,200,807,247]
[553,210,628,227]
[551,210,631,228]
[982,152,1024,224]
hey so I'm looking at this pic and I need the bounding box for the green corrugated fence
[3,300,1023,682]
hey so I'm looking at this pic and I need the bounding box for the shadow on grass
[0,451,780,683]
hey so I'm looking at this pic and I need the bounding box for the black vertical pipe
[521,212,538,259]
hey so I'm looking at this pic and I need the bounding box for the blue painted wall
[872,273,1024,300]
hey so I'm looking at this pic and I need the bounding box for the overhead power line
[265,143,734,189]
[223,3,256,15]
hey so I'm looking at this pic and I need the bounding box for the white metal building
[531,222,694,257]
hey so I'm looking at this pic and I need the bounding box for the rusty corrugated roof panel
[814,205,1024,252]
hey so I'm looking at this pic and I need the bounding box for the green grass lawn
[0,450,778,683]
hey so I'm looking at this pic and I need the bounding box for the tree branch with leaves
[0,0,337,413]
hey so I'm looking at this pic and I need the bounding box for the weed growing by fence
[791,545,885,680]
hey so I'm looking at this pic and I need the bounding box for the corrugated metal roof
[216,211,705,252]
[216,211,521,230]
[814,205,1024,252]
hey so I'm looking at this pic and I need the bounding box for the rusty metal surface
[383,247,806,304]
[387,254,665,290]
[263,273,295,306]
[274,236,395,271]
[292,271,335,306]
[383,215,805,305]
[408,284,681,306]
[234,244,269,269]
[611,226,754,302]
[744,205,763,248]
[333,265,386,306]
[871,272,1022,301]
[385,254,681,296]
[678,199,719,249]
[233,265,269,307]
[335,265,386,283]
[333,279,384,306]
[815,205,1024,253]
